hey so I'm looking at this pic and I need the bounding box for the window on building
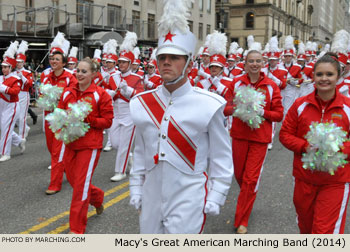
[134,1,139,6]
[188,20,193,32]
[77,0,93,25]
[147,13,155,39]
[206,24,211,35]
[199,0,203,11]
[25,0,34,22]
[207,0,211,13]
[107,4,122,27]
[245,12,254,29]
[246,0,254,4]
[199,22,203,40]
[132,10,141,36]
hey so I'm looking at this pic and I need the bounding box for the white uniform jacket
[129,81,233,206]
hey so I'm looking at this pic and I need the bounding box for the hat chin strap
[164,56,191,86]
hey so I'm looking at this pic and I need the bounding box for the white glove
[198,69,210,79]
[105,89,116,98]
[257,107,264,116]
[204,200,220,216]
[119,80,134,98]
[144,74,149,83]
[145,80,154,89]
[211,76,221,88]
[0,84,7,93]
[129,195,142,210]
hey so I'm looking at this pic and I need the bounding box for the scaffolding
[0,2,158,41]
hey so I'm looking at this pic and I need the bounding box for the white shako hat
[156,0,196,58]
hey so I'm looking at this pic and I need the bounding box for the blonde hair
[79,57,100,72]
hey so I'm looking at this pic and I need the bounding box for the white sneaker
[268,143,273,150]
[0,155,11,162]
[103,145,112,152]
[24,126,30,139]
[19,139,26,153]
[110,173,127,182]
[48,165,51,170]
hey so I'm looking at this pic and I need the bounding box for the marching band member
[15,40,33,140]
[297,42,314,98]
[59,57,113,234]
[108,32,144,182]
[67,46,78,74]
[129,0,233,233]
[102,39,119,152]
[224,42,243,79]
[42,32,78,195]
[131,47,144,78]
[0,41,25,162]
[280,53,350,234]
[227,43,283,234]
[144,50,162,90]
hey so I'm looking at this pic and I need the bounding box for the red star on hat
[164,31,176,42]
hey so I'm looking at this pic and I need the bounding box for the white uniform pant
[140,161,208,234]
[16,91,30,139]
[0,99,19,156]
[283,84,301,116]
[300,82,314,98]
[110,121,135,174]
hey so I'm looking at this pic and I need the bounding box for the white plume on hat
[4,41,19,59]
[208,30,227,56]
[197,46,204,56]
[298,41,305,55]
[312,42,318,52]
[229,42,239,55]
[247,35,255,49]
[17,40,28,54]
[237,47,244,55]
[305,41,313,51]
[51,32,70,56]
[263,43,269,54]
[150,48,157,60]
[93,49,102,59]
[284,35,295,50]
[133,47,140,60]
[331,29,350,54]
[249,42,262,52]
[318,44,330,58]
[269,36,279,53]
[68,47,78,58]
[102,43,108,54]
[120,31,138,52]
[105,39,118,55]
[158,0,193,36]
[204,33,212,47]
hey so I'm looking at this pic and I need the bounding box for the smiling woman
[279,52,350,234]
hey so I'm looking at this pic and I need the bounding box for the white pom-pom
[158,0,193,36]
[229,42,239,54]
[269,36,279,52]
[120,31,138,52]
[17,40,28,54]
[3,41,19,59]
[93,49,101,59]
[208,30,227,56]
[68,47,78,58]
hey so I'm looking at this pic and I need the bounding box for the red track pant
[45,119,65,192]
[293,179,350,234]
[64,148,104,234]
[232,138,268,228]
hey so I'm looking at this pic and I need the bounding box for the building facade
[216,0,313,49]
[0,0,215,65]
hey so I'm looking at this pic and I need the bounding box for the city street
[0,107,349,234]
